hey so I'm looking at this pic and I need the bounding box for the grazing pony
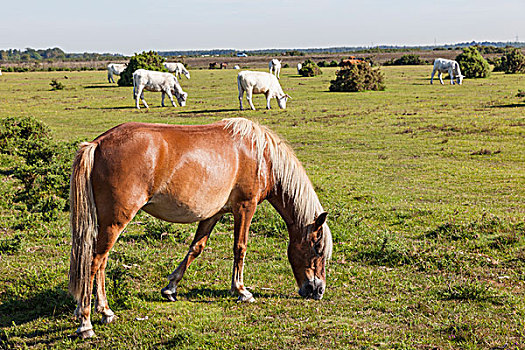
[69,118,332,338]
[430,58,464,85]
[106,63,126,83]
[269,59,282,79]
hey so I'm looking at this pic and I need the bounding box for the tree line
[0,47,124,62]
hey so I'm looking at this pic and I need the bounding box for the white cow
[133,69,188,110]
[269,59,282,79]
[237,70,290,110]
[234,65,240,70]
[163,62,190,80]
[297,63,302,74]
[107,63,127,83]
[431,58,464,85]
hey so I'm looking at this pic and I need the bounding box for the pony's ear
[314,212,328,230]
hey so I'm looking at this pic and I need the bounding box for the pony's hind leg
[94,255,116,324]
[161,214,222,301]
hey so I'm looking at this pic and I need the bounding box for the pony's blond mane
[223,118,322,227]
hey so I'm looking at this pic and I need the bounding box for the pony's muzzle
[299,278,325,300]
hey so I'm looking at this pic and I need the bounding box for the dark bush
[317,61,328,67]
[329,62,385,92]
[384,54,424,66]
[49,79,64,90]
[118,51,167,86]
[0,116,79,222]
[329,60,339,67]
[455,47,490,78]
[493,48,525,74]
[298,59,322,77]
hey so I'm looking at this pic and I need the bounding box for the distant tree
[383,54,424,66]
[455,47,490,78]
[298,59,322,77]
[493,48,525,74]
[118,51,167,86]
[329,62,385,92]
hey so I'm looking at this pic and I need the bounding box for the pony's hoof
[161,287,177,302]
[76,329,95,339]
[237,294,255,303]
[101,314,116,324]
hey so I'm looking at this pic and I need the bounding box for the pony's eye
[313,238,323,257]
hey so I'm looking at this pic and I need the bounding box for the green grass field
[0,66,524,349]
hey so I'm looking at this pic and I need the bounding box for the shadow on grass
[489,103,525,108]
[81,106,134,110]
[140,287,293,303]
[179,108,239,114]
[180,288,293,301]
[0,286,75,327]
[83,85,120,89]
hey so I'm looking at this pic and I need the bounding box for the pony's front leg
[231,201,257,303]
[94,255,116,324]
[449,69,455,85]
[161,215,221,301]
[165,90,176,107]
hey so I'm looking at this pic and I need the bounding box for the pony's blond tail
[68,142,98,303]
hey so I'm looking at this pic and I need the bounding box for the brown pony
[69,118,333,338]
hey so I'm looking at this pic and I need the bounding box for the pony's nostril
[317,286,324,295]
[305,284,314,295]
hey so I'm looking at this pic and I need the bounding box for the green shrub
[0,116,79,222]
[455,47,491,78]
[384,54,424,66]
[329,60,339,67]
[118,51,167,86]
[493,48,525,74]
[298,59,322,77]
[49,79,64,90]
[329,62,385,92]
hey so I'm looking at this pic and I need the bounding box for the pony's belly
[142,194,227,223]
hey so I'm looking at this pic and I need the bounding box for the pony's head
[174,90,188,107]
[277,94,291,109]
[288,212,332,300]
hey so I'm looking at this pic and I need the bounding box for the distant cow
[220,62,228,69]
[237,70,290,110]
[297,63,302,74]
[269,59,282,79]
[234,65,240,70]
[209,62,218,69]
[107,63,127,83]
[431,58,464,85]
[133,69,188,110]
[163,62,190,80]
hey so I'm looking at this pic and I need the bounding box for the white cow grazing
[237,70,290,110]
[107,63,127,83]
[163,62,190,79]
[133,69,188,110]
[431,58,464,85]
[234,65,240,70]
[297,63,302,74]
[269,59,282,79]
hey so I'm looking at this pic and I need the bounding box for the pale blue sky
[1,0,523,55]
